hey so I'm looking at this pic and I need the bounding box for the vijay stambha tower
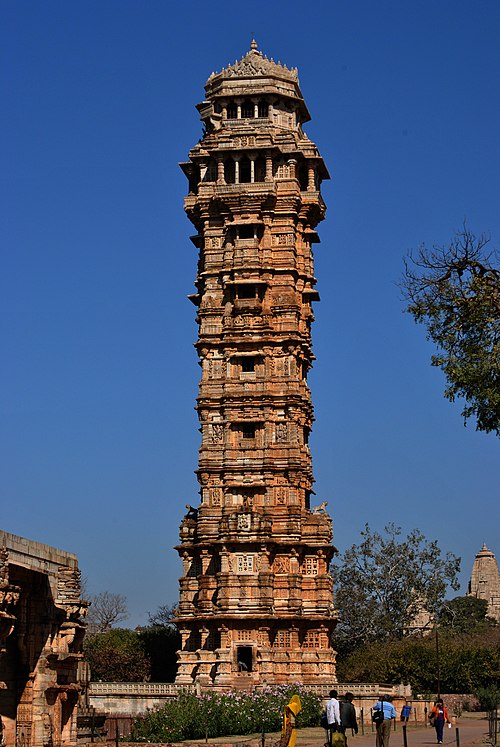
[175,42,337,687]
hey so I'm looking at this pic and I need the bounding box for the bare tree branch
[87,591,128,634]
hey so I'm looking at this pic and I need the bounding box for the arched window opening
[224,159,235,184]
[241,356,256,373]
[188,166,200,194]
[227,101,237,119]
[254,156,266,182]
[237,646,253,672]
[237,284,257,300]
[298,162,308,191]
[241,100,254,119]
[239,156,251,183]
[238,225,254,240]
[258,100,268,118]
[203,159,217,182]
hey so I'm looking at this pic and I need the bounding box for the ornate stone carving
[237,514,251,531]
[210,423,224,443]
[210,487,222,506]
[276,422,288,443]
[274,556,290,574]
[176,41,337,687]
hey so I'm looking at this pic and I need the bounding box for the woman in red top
[430,699,451,744]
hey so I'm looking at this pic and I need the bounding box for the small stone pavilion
[0,530,87,747]
[175,42,337,687]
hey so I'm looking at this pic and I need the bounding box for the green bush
[338,627,500,693]
[130,685,322,742]
[84,629,150,682]
[474,685,500,711]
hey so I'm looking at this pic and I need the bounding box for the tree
[332,524,460,657]
[137,604,181,682]
[84,628,150,681]
[401,226,500,435]
[337,627,500,693]
[146,603,178,629]
[439,596,497,633]
[87,591,128,634]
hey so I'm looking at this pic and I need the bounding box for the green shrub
[130,685,322,742]
[474,685,500,711]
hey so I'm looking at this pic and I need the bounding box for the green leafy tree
[84,628,150,681]
[338,627,500,693]
[401,226,500,435]
[137,604,181,682]
[439,596,497,633]
[332,524,460,657]
[474,685,500,711]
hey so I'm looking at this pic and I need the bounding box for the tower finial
[250,38,258,51]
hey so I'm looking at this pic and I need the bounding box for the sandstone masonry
[468,543,500,622]
[0,530,87,747]
[175,42,337,687]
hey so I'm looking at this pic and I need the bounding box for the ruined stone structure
[175,42,337,687]
[468,544,500,622]
[0,530,87,747]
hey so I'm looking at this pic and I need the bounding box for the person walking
[278,695,302,747]
[372,695,396,747]
[340,692,358,747]
[429,699,451,744]
[326,689,341,747]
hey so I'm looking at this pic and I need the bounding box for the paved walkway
[115,715,492,747]
[293,717,491,747]
[184,715,491,747]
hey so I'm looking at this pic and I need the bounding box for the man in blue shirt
[372,696,396,747]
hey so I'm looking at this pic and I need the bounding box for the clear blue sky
[2,0,499,628]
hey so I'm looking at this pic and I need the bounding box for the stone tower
[175,41,337,687]
[468,544,500,622]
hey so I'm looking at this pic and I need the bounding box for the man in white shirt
[326,689,341,746]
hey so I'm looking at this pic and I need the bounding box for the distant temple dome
[208,40,299,81]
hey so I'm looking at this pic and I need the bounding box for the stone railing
[89,682,195,696]
[87,681,412,720]
[290,683,411,698]
[89,681,409,698]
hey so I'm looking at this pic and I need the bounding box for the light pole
[435,626,441,698]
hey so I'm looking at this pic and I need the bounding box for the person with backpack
[340,693,358,747]
[429,699,451,744]
[371,695,396,747]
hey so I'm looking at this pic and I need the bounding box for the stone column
[265,155,273,181]
[217,157,225,184]
[307,164,316,191]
